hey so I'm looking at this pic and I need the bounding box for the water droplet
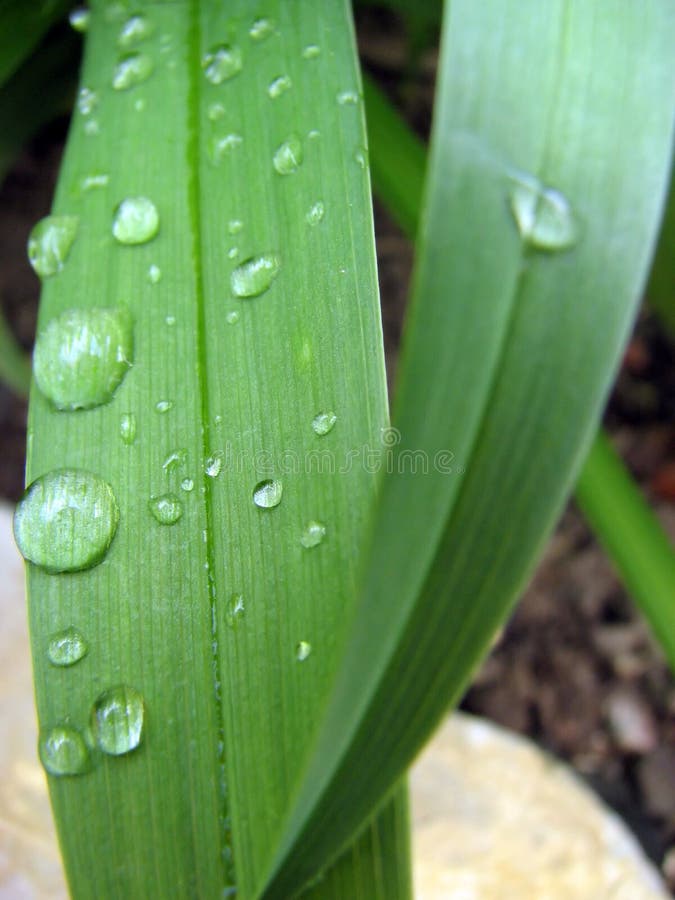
[69,7,90,33]
[165,315,176,327]
[180,477,194,492]
[226,593,245,628]
[155,399,173,413]
[302,44,321,60]
[205,452,223,478]
[300,521,326,549]
[27,215,78,278]
[81,173,109,191]
[226,310,240,325]
[208,133,243,165]
[77,87,98,116]
[39,725,89,776]
[112,52,154,90]
[214,414,223,425]
[306,201,325,226]
[14,469,119,573]
[33,307,133,410]
[273,135,303,175]
[133,97,146,112]
[84,119,100,136]
[145,263,162,284]
[202,44,242,85]
[148,493,182,525]
[249,18,274,41]
[227,219,243,235]
[228,247,239,260]
[312,411,337,436]
[47,627,88,667]
[163,449,186,471]
[120,412,136,444]
[307,129,321,140]
[268,75,292,99]
[118,13,154,48]
[337,90,359,106]
[253,479,283,509]
[208,101,226,121]
[231,254,280,298]
[508,174,578,251]
[354,147,368,170]
[296,641,312,661]
[91,685,144,755]
[112,196,159,245]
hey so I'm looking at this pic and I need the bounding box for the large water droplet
[69,7,90,33]
[508,174,578,251]
[202,44,242,84]
[91,685,144,756]
[205,452,223,478]
[306,201,325,226]
[148,493,183,525]
[249,18,274,41]
[39,725,90,776]
[268,75,292,99]
[231,254,280,298]
[112,196,159,245]
[118,13,154,47]
[112,52,154,90]
[27,215,79,278]
[14,469,119,573]
[77,87,98,116]
[296,641,312,662]
[273,135,303,175]
[33,307,133,411]
[47,627,88,667]
[302,44,321,60]
[312,411,337,436]
[253,479,283,509]
[208,133,243,165]
[120,412,136,444]
[300,521,326,549]
[81,173,110,192]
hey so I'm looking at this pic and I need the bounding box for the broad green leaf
[0,0,72,88]
[259,2,675,895]
[23,1,409,897]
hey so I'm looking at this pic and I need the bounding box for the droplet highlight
[148,493,183,525]
[268,75,292,99]
[231,254,280,298]
[202,44,242,84]
[27,215,79,278]
[68,7,90,33]
[148,263,161,284]
[273,135,303,175]
[39,725,90,776]
[155,399,173,413]
[91,685,144,756]
[312,411,337,436]
[253,479,283,509]
[249,18,274,41]
[296,641,312,662]
[118,14,154,47]
[47,627,88,667]
[14,469,119,573]
[205,452,223,478]
[112,196,159,245]
[112,52,154,90]
[508,174,578,251]
[300,521,326,549]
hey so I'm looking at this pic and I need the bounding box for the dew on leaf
[208,101,226,121]
[68,7,90,33]
[112,52,154,90]
[300,521,326,549]
[273,135,303,175]
[148,493,183,525]
[296,641,312,661]
[155,399,173,413]
[508,173,578,252]
[202,44,242,84]
[268,75,292,99]
[253,479,283,509]
[81,173,109,191]
[208,133,243,165]
[91,685,144,755]
[163,449,187,472]
[231,254,280,298]
[118,14,154,48]
[120,412,136,444]
[47,627,88,667]
[302,44,320,60]
[312,411,337,436]
[27,215,78,278]
[226,310,240,325]
[180,477,194,492]
[77,87,98,116]
[337,90,359,105]
[306,201,325,226]
[39,725,89,776]
[228,219,243,235]
[205,452,223,478]
[112,196,159,245]
[249,18,274,41]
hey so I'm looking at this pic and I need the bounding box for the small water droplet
[180,477,194,492]
[112,52,154,90]
[508,174,578,251]
[226,310,240,325]
[296,641,312,661]
[214,414,223,425]
[253,479,283,509]
[249,17,274,41]
[354,147,368,170]
[81,173,109,191]
[163,449,186,471]
[155,399,173,413]
[120,412,136,444]
[118,13,154,47]
[337,90,359,106]
[208,101,226,121]
[133,97,146,112]
[27,215,78,278]
[228,247,238,260]
[228,219,243,235]
[47,627,88,667]
[300,521,326,549]
[208,133,243,165]
[231,254,280,298]
[146,263,162,284]
[273,135,303,175]
[302,44,320,60]
[306,201,325,226]
[307,129,321,140]
[148,493,182,525]
[112,196,159,245]
[33,306,133,411]
[39,725,90,776]
[84,119,100,136]
[77,87,98,116]
[205,451,223,477]
[312,411,337,436]
[69,7,90,33]
[14,469,119,573]
[268,75,292,99]
[202,44,242,85]
[226,593,245,628]
[91,685,144,755]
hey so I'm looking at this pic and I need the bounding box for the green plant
[4,1,674,898]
